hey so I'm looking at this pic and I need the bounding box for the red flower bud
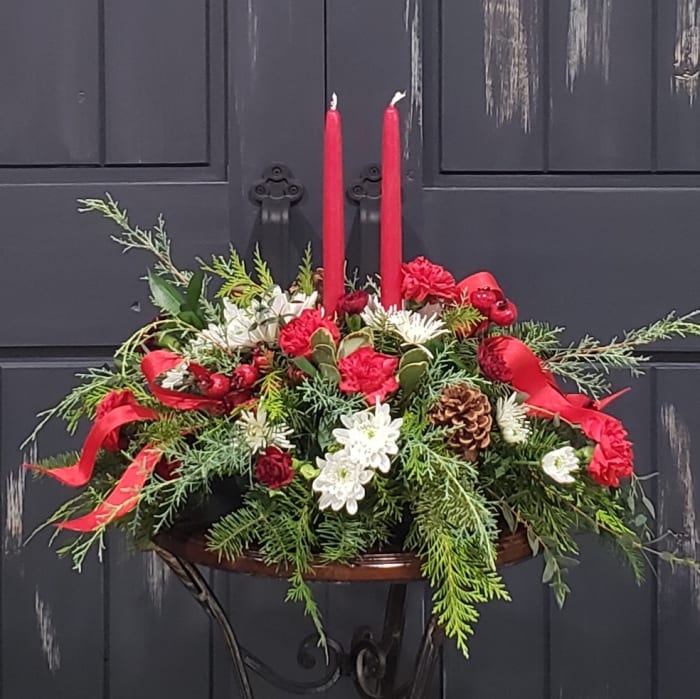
[337,290,370,318]
[489,299,518,327]
[203,373,232,398]
[234,364,259,389]
[470,287,500,314]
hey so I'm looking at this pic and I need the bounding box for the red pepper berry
[252,349,273,372]
[203,373,232,398]
[469,287,500,314]
[489,299,518,327]
[234,364,259,389]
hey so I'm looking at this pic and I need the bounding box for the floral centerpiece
[27,196,700,656]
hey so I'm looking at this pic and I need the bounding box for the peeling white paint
[673,0,700,103]
[247,0,259,72]
[661,403,700,612]
[3,441,36,555]
[144,550,170,612]
[483,0,540,133]
[34,589,61,673]
[566,0,612,91]
[404,0,423,161]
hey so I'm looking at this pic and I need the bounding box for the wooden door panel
[442,558,547,698]
[104,0,214,165]
[548,0,653,171]
[0,363,105,699]
[656,365,700,698]
[423,187,700,350]
[439,0,545,172]
[0,1,100,165]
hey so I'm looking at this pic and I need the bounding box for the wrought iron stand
[154,528,530,698]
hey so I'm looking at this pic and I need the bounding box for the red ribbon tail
[26,404,159,487]
[57,447,163,532]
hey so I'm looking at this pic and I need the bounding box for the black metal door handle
[347,164,381,280]
[249,163,305,284]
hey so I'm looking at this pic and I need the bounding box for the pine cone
[429,384,493,462]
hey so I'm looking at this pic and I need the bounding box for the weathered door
[325,1,700,697]
[2,2,700,699]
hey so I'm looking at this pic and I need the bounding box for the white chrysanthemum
[195,288,318,352]
[541,446,579,484]
[161,360,190,390]
[332,401,403,473]
[496,393,531,444]
[238,409,294,454]
[312,451,374,515]
[388,309,447,346]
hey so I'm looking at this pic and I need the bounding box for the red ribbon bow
[478,335,634,487]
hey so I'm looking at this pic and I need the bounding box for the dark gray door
[326,1,700,697]
[2,2,700,699]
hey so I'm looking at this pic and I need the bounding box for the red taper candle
[380,91,405,309]
[322,92,345,316]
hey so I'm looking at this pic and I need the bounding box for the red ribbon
[479,335,634,486]
[457,271,504,298]
[57,447,163,532]
[28,403,159,487]
[141,350,225,412]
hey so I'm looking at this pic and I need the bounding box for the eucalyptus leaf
[311,327,337,349]
[542,556,557,584]
[147,269,186,315]
[338,330,373,359]
[399,347,430,369]
[398,361,428,394]
[312,344,337,368]
[526,528,540,556]
[318,362,341,383]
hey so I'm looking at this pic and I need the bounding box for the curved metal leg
[406,616,444,699]
[154,546,255,699]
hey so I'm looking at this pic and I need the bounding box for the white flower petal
[541,446,580,484]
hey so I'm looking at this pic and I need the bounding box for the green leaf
[311,344,337,368]
[526,528,540,556]
[338,330,373,359]
[642,494,656,519]
[500,506,516,533]
[178,309,205,330]
[318,363,341,383]
[147,269,186,315]
[298,462,321,480]
[184,271,204,310]
[156,332,181,351]
[542,555,557,584]
[293,357,318,377]
[311,327,337,349]
[398,361,428,394]
[634,514,647,527]
[399,347,430,369]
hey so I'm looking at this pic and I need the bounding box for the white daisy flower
[541,446,580,484]
[387,309,448,346]
[160,360,190,390]
[248,287,318,346]
[496,393,531,444]
[238,409,294,454]
[312,450,374,515]
[332,401,403,473]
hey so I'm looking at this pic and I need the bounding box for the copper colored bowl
[155,526,532,583]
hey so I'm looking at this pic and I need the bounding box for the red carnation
[255,447,295,489]
[477,339,513,383]
[401,257,458,304]
[279,309,340,358]
[96,389,139,452]
[338,346,399,405]
[586,419,634,487]
[337,290,370,318]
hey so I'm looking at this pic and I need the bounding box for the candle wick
[390,91,406,107]
[330,92,338,110]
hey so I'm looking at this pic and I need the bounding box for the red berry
[470,287,500,313]
[204,373,232,398]
[234,364,259,389]
[252,350,273,372]
[490,299,518,327]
